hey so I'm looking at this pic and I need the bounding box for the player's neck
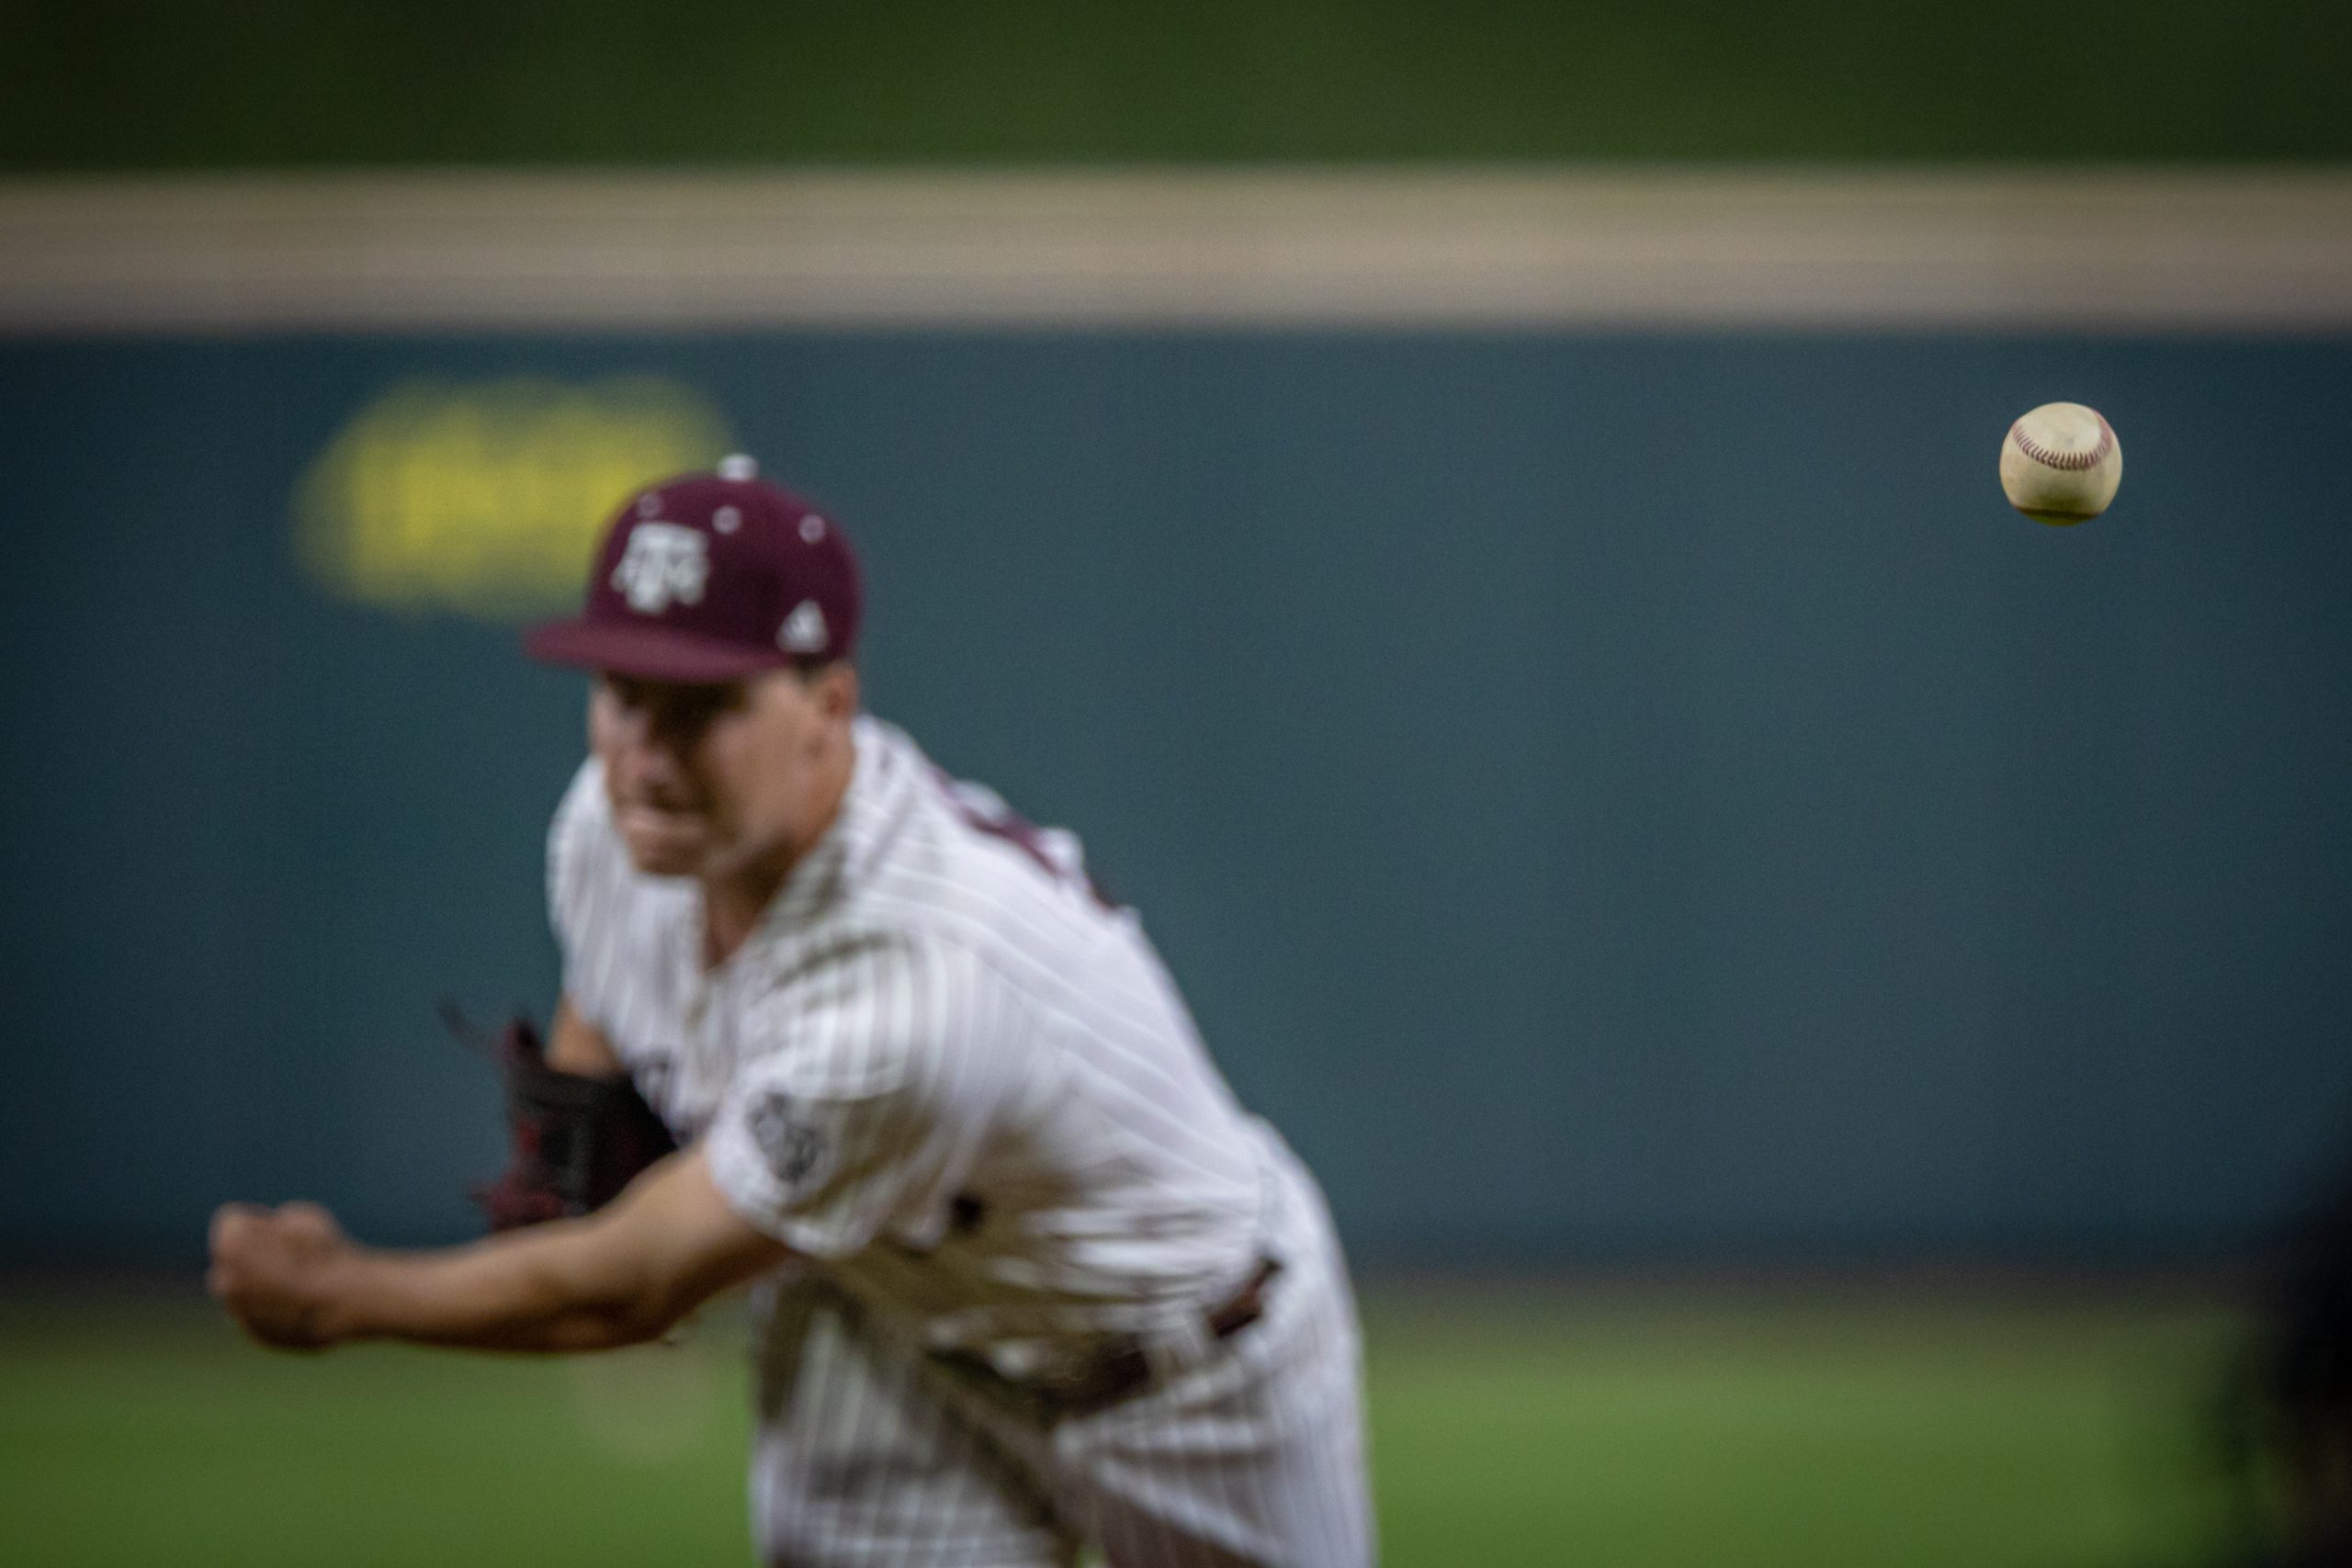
[699,729,857,966]
[701,872,775,966]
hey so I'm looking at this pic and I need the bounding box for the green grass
[1367,1288,2242,1567]
[0,1284,2247,1567]
[0,1293,752,1567]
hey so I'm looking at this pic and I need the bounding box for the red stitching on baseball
[2011,412,2114,471]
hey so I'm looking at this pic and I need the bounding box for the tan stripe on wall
[2,169,2349,333]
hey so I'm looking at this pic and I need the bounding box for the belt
[932,1255,1283,1422]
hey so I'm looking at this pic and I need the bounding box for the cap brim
[523,617,793,683]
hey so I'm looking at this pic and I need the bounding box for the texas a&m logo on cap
[610,522,711,614]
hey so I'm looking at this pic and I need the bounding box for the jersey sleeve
[546,759,619,1032]
[704,937,1025,1259]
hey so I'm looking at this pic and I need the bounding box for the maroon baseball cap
[525,456,861,683]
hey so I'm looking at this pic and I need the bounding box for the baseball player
[209,457,1375,1567]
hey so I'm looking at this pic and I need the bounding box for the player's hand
[207,1201,356,1351]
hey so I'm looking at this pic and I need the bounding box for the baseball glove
[453,1010,679,1230]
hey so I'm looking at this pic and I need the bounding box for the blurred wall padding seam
[2,168,2350,335]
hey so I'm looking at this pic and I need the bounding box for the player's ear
[811,661,858,723]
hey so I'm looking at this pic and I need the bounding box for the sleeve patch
[748,1089,830,1190]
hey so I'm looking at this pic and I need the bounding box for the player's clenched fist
[208,1201,354,1351]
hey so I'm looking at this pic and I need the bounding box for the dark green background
[5,331,2347,1269]
[6,0,2351,168]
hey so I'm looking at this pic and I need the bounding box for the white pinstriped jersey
[551,715,1373,1566]
[549,716,1277,1359]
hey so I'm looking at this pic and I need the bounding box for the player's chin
[616,810,716,876]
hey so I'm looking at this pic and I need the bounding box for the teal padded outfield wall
[4,331,2349,1269]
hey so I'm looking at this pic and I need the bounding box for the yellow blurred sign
[298,378,732,617]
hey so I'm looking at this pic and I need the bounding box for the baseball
[2000,402,2122,525]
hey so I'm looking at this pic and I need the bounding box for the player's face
[590,666,854,881]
